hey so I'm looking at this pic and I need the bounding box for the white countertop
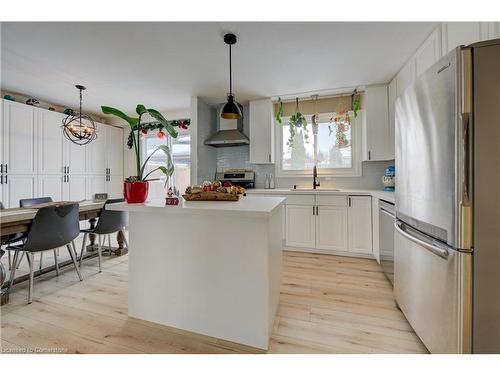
[108,196,286,218]
[246,188,395,204]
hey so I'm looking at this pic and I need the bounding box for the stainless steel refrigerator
[395,39,500,354]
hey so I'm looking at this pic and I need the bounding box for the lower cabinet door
[87,175,106,200]
[348,196,373,254]
[285,204,315,248]
[315,206,348,252]
[65,175,87,201]
[2,174,37,208]
[107,175,124,199]
[38,174,64,201]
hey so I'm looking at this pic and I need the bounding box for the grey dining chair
[79,198,128,272]
[19,197,55,271]
[0,201,27,270]
[6,203,83,303]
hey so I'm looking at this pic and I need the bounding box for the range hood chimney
[204,103,249,147]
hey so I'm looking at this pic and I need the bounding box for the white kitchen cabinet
[2,174,37,208]
[442,22,491,54]
[87,123,107,175]
[87,175,107,200]
[249,99,274,164]
[64,137,87,175]
[106,126,124,176]
[64,174,87,201]
[415,27,442,78]
[388,78,397,151]
[38,174,64,201]
[38,110,65,175]
[107,174,123,199]
[2,100,37,175]
[371,197,380,263]
[348,196,373,255]
[285,204,315,248]
[362,86,393,161]
[315,206,348,252]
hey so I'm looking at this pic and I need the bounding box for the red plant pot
[123,181,149,204]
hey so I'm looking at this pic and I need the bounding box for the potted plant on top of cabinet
[101,104,190,203]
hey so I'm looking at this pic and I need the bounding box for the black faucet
[313,165,320,189]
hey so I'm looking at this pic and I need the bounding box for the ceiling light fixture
[62,85,97,145]
[221,33,242,120]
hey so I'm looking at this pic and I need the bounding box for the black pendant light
[221,33,243,119]
[62,85,97,145]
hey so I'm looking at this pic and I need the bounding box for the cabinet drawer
[315,194,347,207]
[285,194,315,206]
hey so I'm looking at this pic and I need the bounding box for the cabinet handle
[348,197,351,207]
[0,164,3,173]
[0,175,3,184]
[67,166,70,174]
[312,206,315,216]
[5,164,7,173]
[268,154,271,163]
[368,151,371,160]
[316,206,319,215]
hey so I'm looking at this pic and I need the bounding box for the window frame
[275,111,362,178]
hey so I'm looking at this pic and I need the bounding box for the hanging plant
[329,110,352,148]
[352,89,361,117]
[286,97,309,147]
[275,98,283,124]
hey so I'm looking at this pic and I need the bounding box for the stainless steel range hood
[204,104,249,147]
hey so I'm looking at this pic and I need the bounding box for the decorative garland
[126,119,191,149]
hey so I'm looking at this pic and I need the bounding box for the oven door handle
[395,221,449,260]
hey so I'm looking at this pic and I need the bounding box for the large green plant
[101,105,188,183]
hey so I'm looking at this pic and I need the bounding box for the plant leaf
[140,144,174,180]
[136,104,147,115]
[146,108,178,138]
[101,106,139,127]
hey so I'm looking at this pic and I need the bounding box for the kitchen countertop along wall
[246,188,395,204]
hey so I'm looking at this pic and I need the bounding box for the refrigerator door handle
[395,221,449,260]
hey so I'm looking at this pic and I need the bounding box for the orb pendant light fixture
[62,85,97,145]
[221,33,243,119]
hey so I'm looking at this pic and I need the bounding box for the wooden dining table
[0,200,128,305]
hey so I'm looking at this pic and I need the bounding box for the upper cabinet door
[38,109,65,175]
[442,22,490,54]
[415,28,442,78]
[106,126,124,176]
[2,100,37,174]
[249,99,274,164]
[363,86,393,161]
[64,136,87,175]
[87,123,107,175]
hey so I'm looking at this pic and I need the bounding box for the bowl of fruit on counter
[183,180,246,201]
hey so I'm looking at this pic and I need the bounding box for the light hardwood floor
[0,248,428,354]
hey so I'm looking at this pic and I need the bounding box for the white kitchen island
[108,196,285,351]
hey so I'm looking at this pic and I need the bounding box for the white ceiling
[1,22,437,117]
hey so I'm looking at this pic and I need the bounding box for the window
[277,112,361,177]
[143,129,191,200]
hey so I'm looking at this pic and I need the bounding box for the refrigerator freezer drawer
[394,221,472,353]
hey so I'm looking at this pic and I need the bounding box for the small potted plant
[101,104,189,203]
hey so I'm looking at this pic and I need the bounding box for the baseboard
[283,246,375,260]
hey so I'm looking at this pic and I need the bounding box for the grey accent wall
[196,98,218,184]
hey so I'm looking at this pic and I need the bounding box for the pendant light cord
[79,87,83,135]
[229,43,232,95]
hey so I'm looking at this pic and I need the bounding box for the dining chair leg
[8,251,20,289]
[97,234,103,272]
[67,243,83,281]
[53,249,59,276]
[8,250,12,270]
[27,252,35,304]
[39,251,43,271]
[108,234,112,254]
[122,231,129,250]
[79,233,88,267]
[16,252,24,269]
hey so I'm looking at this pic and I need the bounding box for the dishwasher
[379,200,395,285]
